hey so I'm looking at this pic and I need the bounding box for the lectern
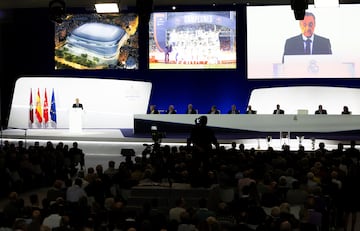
[69,108,83,132]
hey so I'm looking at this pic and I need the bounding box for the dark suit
[228,110,240,114]
[273,109,284,114]
[315,110,327,114]
[186,109,197,114]
[246,110,257,114]
[72,103,83,109]
[208,110,220,114]
[283,34,332,62]
[148,109,159,114]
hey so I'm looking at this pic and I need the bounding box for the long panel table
[134,114,360,140]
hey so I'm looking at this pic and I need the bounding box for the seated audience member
[148,105,159,114]
[315,105,327,114]
[227,104,240,114]
[169,197,186,223]
[273,104,285,114]
[47,180,65,203]
[208,105,220,114]
[246,105,256,114]
[186,103,197,114]
[341,106,351,114]
[165,104,177,114]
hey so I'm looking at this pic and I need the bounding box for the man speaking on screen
[283,12,332,61]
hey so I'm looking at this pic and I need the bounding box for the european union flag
[50,88,57,123]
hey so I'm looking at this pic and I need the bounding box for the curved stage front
[134,114,360,140]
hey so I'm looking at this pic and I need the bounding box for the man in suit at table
[148,105,159,114]
[186,104,198,114]
[246,105,257,114]
[228,104,240,114]
[315,105,327,114]
[72,98,83,110]
[282,12,332,62]
[273,104,285,114]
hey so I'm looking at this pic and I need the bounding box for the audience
[0,138,359,231]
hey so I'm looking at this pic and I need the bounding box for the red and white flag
[43,89,49,123]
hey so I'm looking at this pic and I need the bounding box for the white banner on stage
[8,77,152,129]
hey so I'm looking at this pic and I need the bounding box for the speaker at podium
[69,108,83,133]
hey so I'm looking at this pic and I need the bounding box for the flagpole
[24,129,27,149]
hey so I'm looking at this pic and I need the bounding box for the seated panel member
[186,104,198,114]
[166,105,177,114]
[72,98,83,110]
[246,105,257,114]
[315,105,327,114]
[273,104,285,114]
[341,106,351,115]
[148,105,159,114]
[228,104,240,114]
[208,105,220,114]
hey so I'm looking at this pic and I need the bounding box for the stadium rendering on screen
[247,5,360,79]
[55,13,139,70]
[149,11,237,69]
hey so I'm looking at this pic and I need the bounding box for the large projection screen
[247,5,360,79]
[55,13,139,70]
[149,11,236,69]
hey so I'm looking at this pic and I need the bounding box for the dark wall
[0,6,360,128]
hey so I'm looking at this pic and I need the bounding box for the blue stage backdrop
[1,6,360,127]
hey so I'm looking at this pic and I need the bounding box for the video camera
[151,125,166,143]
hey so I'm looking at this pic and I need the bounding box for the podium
[69,108,83,133]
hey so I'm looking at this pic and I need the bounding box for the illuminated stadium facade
[65,22,128,66]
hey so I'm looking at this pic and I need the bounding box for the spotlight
[95,3,119,13]
[49,0,66,23]
[291,0,308,20]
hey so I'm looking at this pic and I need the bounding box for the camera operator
[188,116,219,170]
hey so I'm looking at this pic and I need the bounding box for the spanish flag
[35,88,42,123]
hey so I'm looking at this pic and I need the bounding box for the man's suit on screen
[283,34,332,56]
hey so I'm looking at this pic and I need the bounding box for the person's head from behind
[318,104,323,110]
[300,12,316,38]
[276,104,280,110]
[343,106,349,112]
[196,116,208,127]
